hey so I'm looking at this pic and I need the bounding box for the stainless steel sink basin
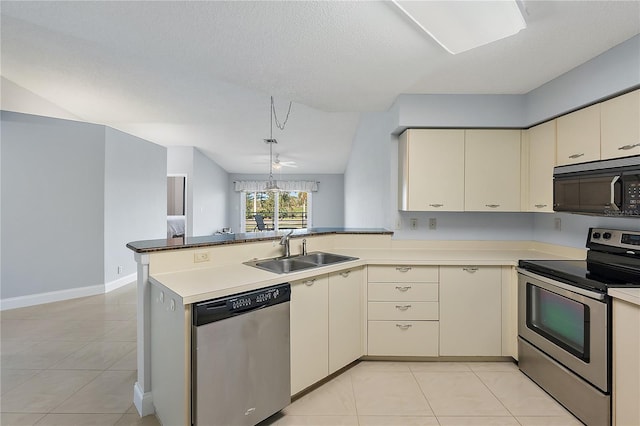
[245,251,358,274]
[296,252,357,266]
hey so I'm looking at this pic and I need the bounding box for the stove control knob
[592,232,601,239]
[603,232,612,240]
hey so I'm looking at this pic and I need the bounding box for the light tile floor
[2,283,582,426]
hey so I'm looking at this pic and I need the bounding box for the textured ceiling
[1,1,639,174]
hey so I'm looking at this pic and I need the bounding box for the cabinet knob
[534,204,547,208]
[463,267,478,273]
[429,203,444,208]
[340,271,351,278]
[568,153,585,159]
[395,304,412,311]
[395,286,412,292]
[618,143,640,151]
[485,204,500,208]
[395,266,412,272]
[304,279,316,286]
[396,324,412,330]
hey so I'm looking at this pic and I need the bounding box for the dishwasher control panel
[193,283,291,326]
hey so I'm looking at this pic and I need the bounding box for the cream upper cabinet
[464,129,522,211]
[328,267,363,374]
[601,89,640,160]
[526,120,556,212]
[556,104,601,166]
[290,275,328,395]
[439,266,502,356]
[399,129,465,211]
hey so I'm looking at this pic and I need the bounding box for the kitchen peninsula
[128,228,584,425]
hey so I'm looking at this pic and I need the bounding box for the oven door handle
[516,268,605,301]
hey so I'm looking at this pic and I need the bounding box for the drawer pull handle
[304,279,316,286]
[395,286,412,292]
[340,271,351,278]
[395,267,412,272]
[396,324,412,330]
[569,153,584,159]
[395,304,412,311]
[463,267,478,273]
[485,204,500,208]
[534,204,547,208]
[618,143,640,151]
[429,203,443,208]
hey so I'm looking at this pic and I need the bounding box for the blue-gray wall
[1,111,105,299]
[104,127,167,284]
[1,111,168,305]
[345,35,640,247]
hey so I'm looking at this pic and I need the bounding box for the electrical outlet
[554,217,562,231]
[410,218,418,230]
[428,218,437,230]
[117,266,123,274]
[194,251,210,263]
[395,217,402,230]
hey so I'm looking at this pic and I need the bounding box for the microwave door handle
[610,175,621,211]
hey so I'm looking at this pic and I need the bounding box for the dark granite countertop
[126,228,393,253]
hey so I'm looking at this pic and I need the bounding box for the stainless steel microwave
[553,156,640,216]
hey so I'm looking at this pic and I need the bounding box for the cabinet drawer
[368,321,439,356]
[368,282,438,302]
[368,302,438,321]
[368,265,438,283]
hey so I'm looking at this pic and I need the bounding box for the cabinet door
[399,129,465,211]
[329,268,363,374]
[464,130,521,211]
[601,89,640,160]
[613,299,640,426]
[439,266,502,356]
[527,120,556,212]
[556,104,600,165]
[290,275,328,395]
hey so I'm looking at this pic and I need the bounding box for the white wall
[1,111,105,301]
[228,173,345,233]
[104,127,167,285]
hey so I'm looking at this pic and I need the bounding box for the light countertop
[609,287,640,307]
[151,247,579,305]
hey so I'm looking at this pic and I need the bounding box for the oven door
[517,269,609,392]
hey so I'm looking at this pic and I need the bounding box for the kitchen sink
[245,251,358,274]
[296,252,357,266]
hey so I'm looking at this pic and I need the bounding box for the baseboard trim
[0,284,104,311]
[105,273,137,293]
[134,382,155,416]
[0,272,137,311]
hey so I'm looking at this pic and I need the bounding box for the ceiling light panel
[392,0,526,54]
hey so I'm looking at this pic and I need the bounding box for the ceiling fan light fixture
[392,0,526,54]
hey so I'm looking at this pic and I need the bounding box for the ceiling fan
[273,153,297,169]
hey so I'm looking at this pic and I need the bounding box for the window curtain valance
[234,180,319,192]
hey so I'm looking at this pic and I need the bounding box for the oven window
[526,283,590,361]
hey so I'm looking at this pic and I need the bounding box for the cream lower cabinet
[439,266,502,356]
[290,275,329,395]
[612,298,640,426]
[367,265,439,356]
[328,267,364,374]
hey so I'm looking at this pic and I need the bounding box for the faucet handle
[302,238,307,255]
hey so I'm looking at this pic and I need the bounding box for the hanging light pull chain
[271,96,293,131]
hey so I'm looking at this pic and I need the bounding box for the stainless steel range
[517,228,640,426]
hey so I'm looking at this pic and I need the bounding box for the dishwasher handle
[193,283,291,326]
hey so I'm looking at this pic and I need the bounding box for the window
[243,191,311,232]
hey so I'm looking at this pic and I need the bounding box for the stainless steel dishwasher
[192,283,291,426]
